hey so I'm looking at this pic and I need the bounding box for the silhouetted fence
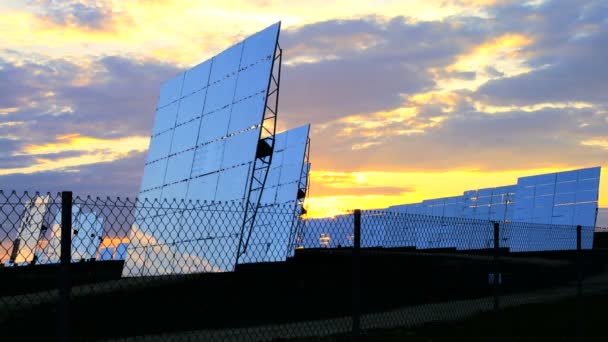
[0,190,606,341]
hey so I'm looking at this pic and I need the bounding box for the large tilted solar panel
[239,125,310,264]
[124,23,281,277]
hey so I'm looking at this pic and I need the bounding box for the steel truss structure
[236,41,282,263]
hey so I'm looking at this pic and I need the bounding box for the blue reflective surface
[204,77,237,114]
[215,165,250,201]
[182,60,212,96]
[198,107,231,142]
[140,159,168,191]
[164,150,195,184]
[170,120,200,154]
[234,58,273,101]
[158,73,185,107]
[115,243,128,260]
[192,140,225,176]
[152,102,179,135]
[99,247,115,261]
[221,128,258,169]
[228,94,266,134]
[176,91,206,125]
[209,43,243,83]
[162,181,189,200]
[241,23,279,66]
[187,173,219,201]
[147,131,173,162]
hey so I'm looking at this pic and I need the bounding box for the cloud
[279,16,493,127]
[0,151,145,197]
[0,54,180,178]
[36,0,115,30]
[476,0,608,105]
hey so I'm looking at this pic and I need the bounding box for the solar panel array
[511,167,600,251]
[299,167,600,253]
[124,22,312,276]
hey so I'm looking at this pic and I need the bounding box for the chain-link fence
[1,190,606,341]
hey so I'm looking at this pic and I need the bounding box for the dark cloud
[0,151,145,198]
[0,54,180,156]
[477,0,608,105]
[279,17,492,127]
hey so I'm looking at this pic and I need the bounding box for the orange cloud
[439,33,535,91]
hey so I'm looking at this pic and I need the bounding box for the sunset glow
[0,0,606,218]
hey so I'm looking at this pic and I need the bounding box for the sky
[1,0,607,217]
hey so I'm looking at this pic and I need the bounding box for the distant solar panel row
[302,167,601,253]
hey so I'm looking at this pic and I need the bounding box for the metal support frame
[352,209,361,342]
[287,136,311,253]
[235,39,282,264]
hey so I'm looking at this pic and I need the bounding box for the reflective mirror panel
[182,60,212,96]
[140,159,168,192]
[241,23,279,67]
[209,43,243,84]
[158,72,185,108]
[234,58,273,101]
[191,140,225,177]
[221,128,259,169]
[152,102,179,135]
[170,120,200,154]
[161,181,189,201]
[227,94,266,134]
[164,150,195,184]
[215,164,250,201]
[176,91,206,125]
[199,107,231,143]
[187,173,220,202]
[147,131,172,163]
[203,76,237,114]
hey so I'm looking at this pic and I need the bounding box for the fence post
[58,191,72,342]
[493,221,500,337]
[576,224,582,342]
[352,209,361,342]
